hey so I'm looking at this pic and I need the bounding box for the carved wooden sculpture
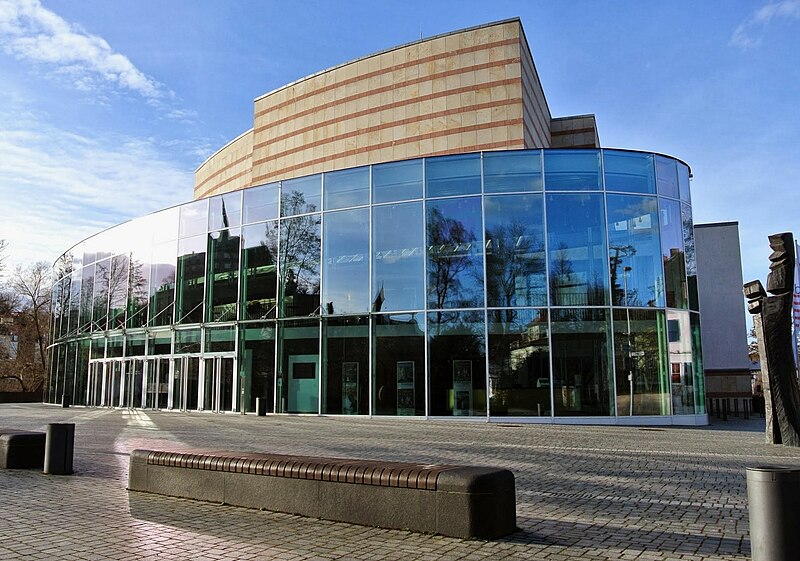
[745,233,800,446]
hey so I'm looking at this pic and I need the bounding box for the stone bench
[0,429,46,469]
[128,449,516,539]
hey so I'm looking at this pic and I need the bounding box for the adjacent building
[46,19,706,424]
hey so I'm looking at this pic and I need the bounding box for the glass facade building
[47,149,706,423]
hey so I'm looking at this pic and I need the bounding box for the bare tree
[7,262,51,391]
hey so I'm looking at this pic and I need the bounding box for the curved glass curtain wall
[47,148,704,420]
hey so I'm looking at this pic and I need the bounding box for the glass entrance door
[146,358,169,409]
[170,356,200,411]
[203,356,235,413]
[122,359,144,408]
[87,361,103,406]
[287,354,319,413]
[102,361,122,407]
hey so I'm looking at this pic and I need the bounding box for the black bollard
[256,397,267,416]
[747,466,800,561]
[44,423,74,475]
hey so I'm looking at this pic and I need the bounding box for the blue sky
[0,0,798,291]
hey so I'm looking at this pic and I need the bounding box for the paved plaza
[2,404,799,560]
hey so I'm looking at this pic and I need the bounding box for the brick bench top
[135,449,463,491]
[0,428,45,436]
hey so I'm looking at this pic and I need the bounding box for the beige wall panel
[194,130,253,199]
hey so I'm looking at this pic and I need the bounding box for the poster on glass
[396,361,415,415]
[342,362,359,414]
[452,360,472,416]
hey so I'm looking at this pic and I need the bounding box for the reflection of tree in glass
[550,243,606,306]
[92,260,110,327]
[126,257,149,326]
[427,207,478,310]
[549,243,574,305]
[52,254,72,334]
[485,221,544,309]
[279,191,320,316]
[609,243,638,306]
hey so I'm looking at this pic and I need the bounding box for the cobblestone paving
[2,404,799,560]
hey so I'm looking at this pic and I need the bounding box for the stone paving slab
[1,404,799,560]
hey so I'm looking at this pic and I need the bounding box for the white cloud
[730,0,800,49]
[0,110,194,268]
[0,0,165,99]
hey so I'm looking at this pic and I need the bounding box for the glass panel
[281,174,321,216]
[373,313,425,416]
[691,313,705,414]
[485,194,546,307]
[62,342,76,405]
[209,191,242,230]
[678,162,691,203]
[488,309,550,416]
[667,310,695,415]
[205,325,235,353]
[79,264,94,333]
[659,199,688,308]
[277,318,320,413]
[107,336,123,358]
[603,151,655,194]
[176,235,206,324]
[147,329,172,355]
[151,206,179,244]
[546,194,609,306]
[149,240,177,326]
[241,221,278,320]
[175,329,201,354]
[127,240,150,328]
[323,208,369,314]
[243,183,279,224]
[426,197,484,309]
[68,269,81,335]
[179,199,209,238]
[279,214,320,318]
[425,154,481,198]
[186,357,200,410]
[372,202,424,312]
[90,337,106,359]
[107,254,130,329]
[428,310,486,416]
[92,230,112,263]
[239,323,276,413]
[322,316,369,414]
[682,204,699,311]
[207,228,240,322]
[324,166,369,210]
[614,309,669,416]
[74,339,90,406]
[483,150,542,193]
[551,308,613,416]
[242,183,278,224]
[544,149,601,191]
[606,194,664,307]
[655,155,680,199]
[372,159,422,203]
[92,258,110,330]
[125,332,146,357]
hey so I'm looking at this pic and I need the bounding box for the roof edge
[254,18,523,103]
[195,128,254,175]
